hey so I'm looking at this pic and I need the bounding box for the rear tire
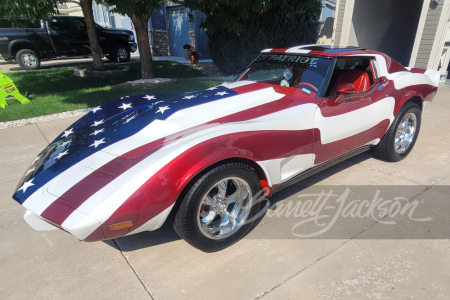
[173,162,262,252]
[16,49,41,70]
[110,44,130,63]
[373,102,421,161]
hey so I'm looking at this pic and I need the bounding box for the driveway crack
[112,239,155,299]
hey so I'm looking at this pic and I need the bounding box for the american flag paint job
[13,46,439,242]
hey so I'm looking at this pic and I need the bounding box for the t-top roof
[261,44,380,57]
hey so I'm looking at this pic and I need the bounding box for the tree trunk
[80,0,104,70]
[132,14,155,79]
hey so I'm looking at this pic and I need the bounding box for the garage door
[169,7,190,57]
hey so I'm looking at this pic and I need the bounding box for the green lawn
[0,61,225,122]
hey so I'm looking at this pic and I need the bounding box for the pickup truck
[0,16,137,70]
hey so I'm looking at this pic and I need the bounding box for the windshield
[237,54,334,97]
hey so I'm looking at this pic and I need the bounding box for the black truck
[0,16,137,70]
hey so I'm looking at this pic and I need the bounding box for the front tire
[111,44,130,62]
[373,102,421,161]
[16,49,41,70]
[173,162,262,252]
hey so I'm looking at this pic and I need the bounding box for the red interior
[329,69,371,95]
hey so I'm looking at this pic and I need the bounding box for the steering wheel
[296,82,319,93]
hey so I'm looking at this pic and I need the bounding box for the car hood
[13,84,251,204]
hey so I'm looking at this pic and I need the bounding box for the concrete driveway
[1,88,449,299]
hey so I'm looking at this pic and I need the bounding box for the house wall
[194,11,210,59]
[332,0,346,46]
[415,2,445,68]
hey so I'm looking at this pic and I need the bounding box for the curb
[0,108,91,130]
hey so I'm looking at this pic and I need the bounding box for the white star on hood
[207,86,219,90]
[119,103,132,110]
[215,91,229,96]
[183,95,197,100]
[18,178,35,193]
[91,120,105,127]
[62,128,74,138]
[90,138,106,148]
[92,106,102,113]
[90,128,105,136]
[144,95,156,100]
[156,106,171,114]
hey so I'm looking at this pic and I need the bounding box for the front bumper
[129,42,137,53]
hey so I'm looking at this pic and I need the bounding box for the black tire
[15,49,41,70]
[173,162,262,252]
[373,102,421,161]
[110,44,130,62]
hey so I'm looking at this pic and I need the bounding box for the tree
[106,0,161,79]
[184,0,322,74]
[0,0,104,70]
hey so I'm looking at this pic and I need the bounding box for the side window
[325,57,376,97]
[48,17,72,31]
[72,19,87,31]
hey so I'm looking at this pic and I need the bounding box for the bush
[207,11,320,75]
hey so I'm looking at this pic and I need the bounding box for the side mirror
[335,83,355,104]
[337,83,356,94]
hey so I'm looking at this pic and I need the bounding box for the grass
[0,61,226,122]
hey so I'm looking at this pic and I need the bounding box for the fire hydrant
[0,69,30,109]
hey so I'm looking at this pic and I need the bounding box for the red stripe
[313,120,390,165]
[270,48,287,53]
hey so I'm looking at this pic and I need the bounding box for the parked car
[12,45,439,252]
[0,16,137,70]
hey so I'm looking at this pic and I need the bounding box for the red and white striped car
[13,45,439,252]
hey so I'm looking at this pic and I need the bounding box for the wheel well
[404,95,422,111]
[167,157,268,223]
[10,42,40,58]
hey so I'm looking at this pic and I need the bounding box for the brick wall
[151,30,169,56]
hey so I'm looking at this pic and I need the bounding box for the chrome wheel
[116,48,128,60]
[394,112,417,154]
[197,177,252,240]
[21,53,37,67]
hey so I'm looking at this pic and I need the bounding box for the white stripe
[314,97,395,145]
[222,80,255,89]
[126,203,175,235]
[23,152,117,215]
